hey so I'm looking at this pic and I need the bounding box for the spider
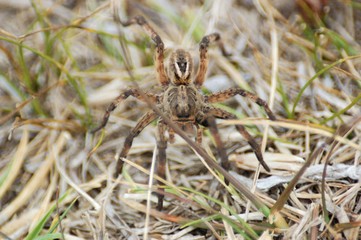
[92,15,276,210]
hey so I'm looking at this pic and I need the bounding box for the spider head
[169,49,193,85]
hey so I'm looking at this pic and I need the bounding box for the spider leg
[114,111,158,177]
[122,16,168,87]
[156,121,167,210]
[168,127,175,144]
[200,106,271,172]
[198,115,230,172]
[205,88,276,121]
[195,33,229,88]
[92,89,158,133]
[195,124,203,145]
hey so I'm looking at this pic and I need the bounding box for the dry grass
[0,0,360,239]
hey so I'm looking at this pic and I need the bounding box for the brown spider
[92,15,276,210]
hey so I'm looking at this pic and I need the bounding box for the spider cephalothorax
[93,15,276,210]
[168,49,193,85]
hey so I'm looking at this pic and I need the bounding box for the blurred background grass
[0,0,360,239]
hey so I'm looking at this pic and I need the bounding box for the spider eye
[177,61,187,73]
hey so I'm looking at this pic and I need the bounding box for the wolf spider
[92,15,276,210]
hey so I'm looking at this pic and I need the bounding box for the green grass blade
[179,186,261,238]
[0,35,91,127]
[320,92,361,124]
[291,55,361,117]
[33,233,63,240]
[24,191,70,240]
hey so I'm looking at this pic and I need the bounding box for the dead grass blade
[320,116,361,237]
[0,98,34,125]
[0,128,28,199]
[222,119,361,151]
[0,132,66,226]
[269,144,325,222]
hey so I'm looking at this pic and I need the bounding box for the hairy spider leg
[195,124,203,144]
[92,89,158,133]
[195,33,230,88]
[205,88,276,121]
[205,107,271,172]
[156,121,167,210]
[115,111,158,177]
[122,16,169,87]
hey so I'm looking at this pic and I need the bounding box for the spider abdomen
[164,85,202,121]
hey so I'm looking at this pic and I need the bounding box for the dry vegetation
[0,0,361,239]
